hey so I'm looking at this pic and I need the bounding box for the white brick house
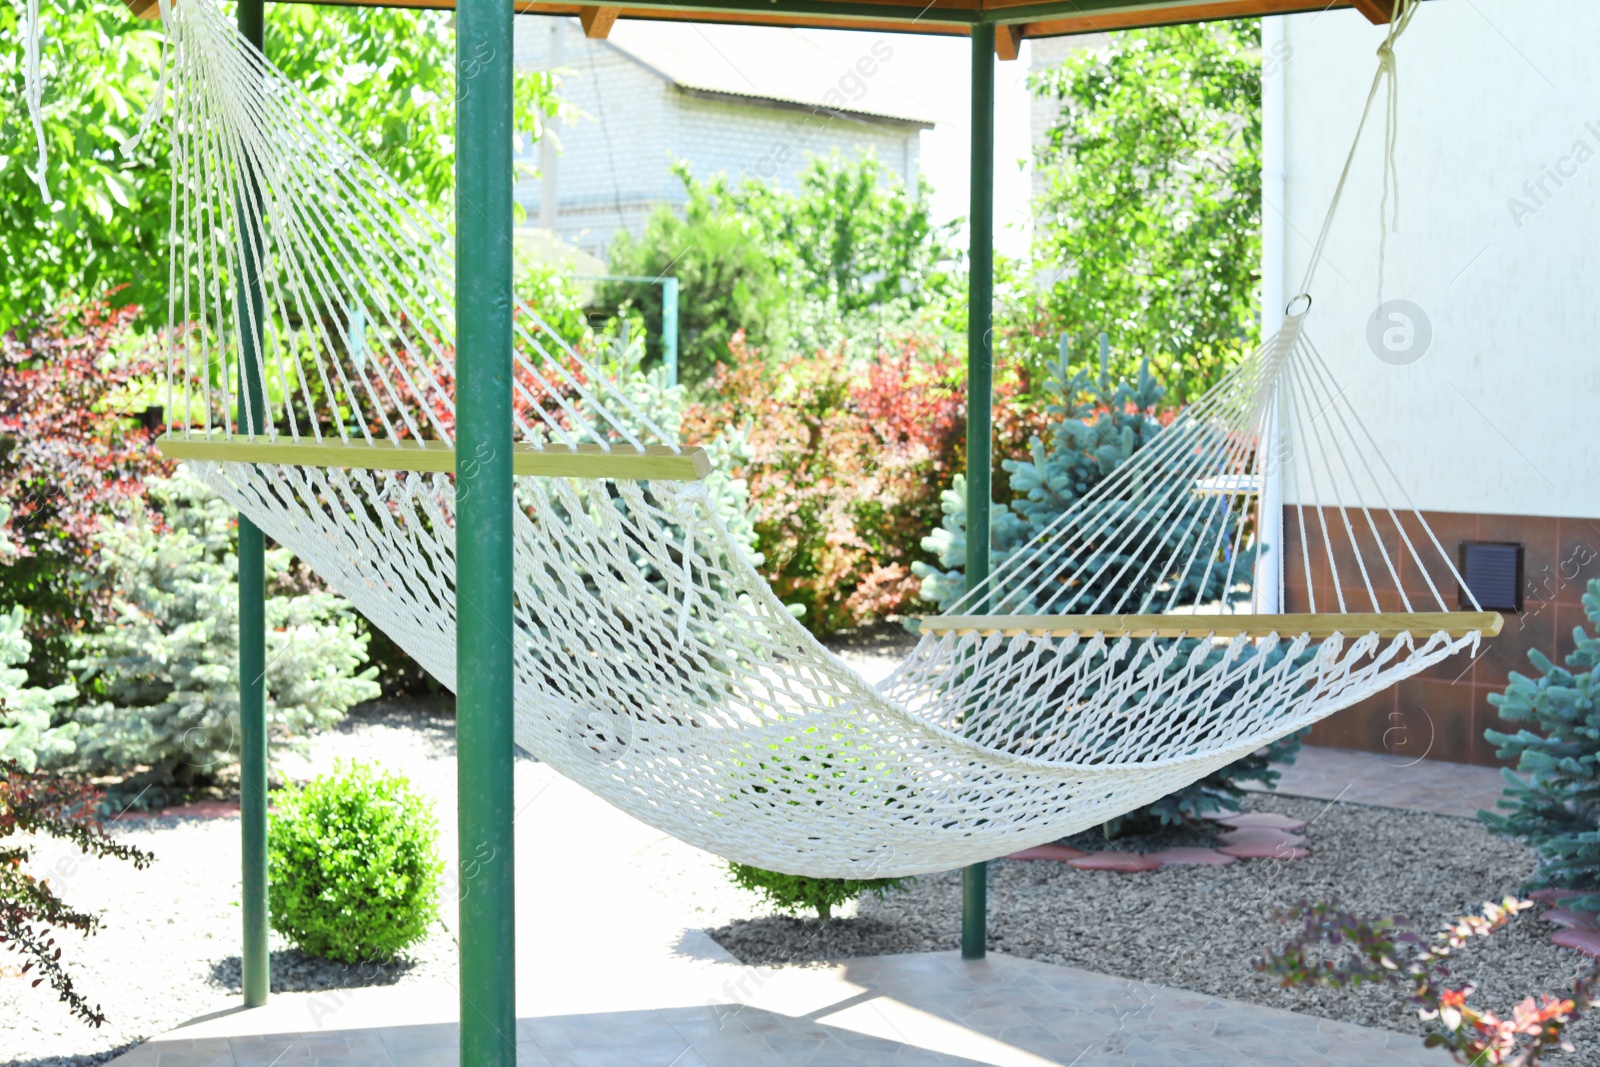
[513,17,934,261]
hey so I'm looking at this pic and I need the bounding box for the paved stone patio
[1251,742,1514,818]
[107,948,1448,1066]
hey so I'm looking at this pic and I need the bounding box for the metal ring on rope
[1285,293,1313,317]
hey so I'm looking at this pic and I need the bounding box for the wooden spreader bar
[157,433,712,481]
[919,612,1504,640]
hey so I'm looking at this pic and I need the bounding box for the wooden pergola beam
[1019,0,1391,37]
[995,21,1024,60]
[208,0,1393,39]
[1350,0,1397,23]
[579,4,620,36]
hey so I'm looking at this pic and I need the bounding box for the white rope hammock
[43,0,1495,877]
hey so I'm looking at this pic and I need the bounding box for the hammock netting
[119,0,1483,876]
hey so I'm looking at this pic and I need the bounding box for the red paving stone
[1214,812,1308,831]
[1531,888,1586,906]
[1218,840,1312,860]
[1542,908,1600,931]
[1553,929,1600,957]
[1217,826,1307,847]
[1005,844,1088,862]
[1144,847,1236,867]
[1068,852,1161,873]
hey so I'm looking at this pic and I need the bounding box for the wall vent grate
[1459,542,1523,612]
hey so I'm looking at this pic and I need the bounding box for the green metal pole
[456,0,517,1064]
[661,276,680,388]
[236,0,269,1011]
[961,22,995,963]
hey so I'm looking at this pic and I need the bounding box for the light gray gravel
[1,699,461,1067]
[709,792,1600,1064]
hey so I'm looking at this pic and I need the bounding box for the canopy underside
[125,0,1397,48]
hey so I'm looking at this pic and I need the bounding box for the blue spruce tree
[912,347,1300,832]
[1482,581,1600,909]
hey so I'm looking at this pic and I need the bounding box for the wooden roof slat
[227,0,1391,39]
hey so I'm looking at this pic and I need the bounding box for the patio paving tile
[103,760,1454,1067]
[1246,742,1512,818]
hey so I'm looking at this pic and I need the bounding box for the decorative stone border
[1532,889,1600,957]
[1003,810,1312,872]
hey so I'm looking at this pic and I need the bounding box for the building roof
[246,0,1397,53]
[603,22,935,127]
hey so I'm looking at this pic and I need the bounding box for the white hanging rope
[1295,0,1421,303]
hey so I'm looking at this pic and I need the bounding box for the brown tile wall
[1281,508,1600,766]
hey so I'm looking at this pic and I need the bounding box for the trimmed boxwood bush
[267,761,443,963]
[727,861,907,922]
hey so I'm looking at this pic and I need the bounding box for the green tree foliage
[599,155,957,390]
[71,470,379,782]
[1027,20,1262,403]
[268,761,443,963]
[913,356,1295,828]
[753,154,956,320]
[726,860,906,923]
[0,0,565,328]
[1483,582,1600,911]
[0,0,168,330]
[599,170,789,391]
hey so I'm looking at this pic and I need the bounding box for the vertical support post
[456,0,517,1064]
[961,21,996,964]
[661,276,680,388]
[236,0,269,1011]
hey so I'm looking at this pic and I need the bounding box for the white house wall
[1278,1,1600,766]
[513,17,675,257]
[1277,1,1600,520]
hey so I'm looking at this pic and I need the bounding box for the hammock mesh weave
[138,0,1480,877]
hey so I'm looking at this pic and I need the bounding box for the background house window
[1459,541,1523,612]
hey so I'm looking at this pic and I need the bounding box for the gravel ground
[13,688,1597,1066]
[709,792,1600,1063]
[1,699,462,1067]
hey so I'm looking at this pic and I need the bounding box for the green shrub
[727,861,907,922]
[267,761,443,963]
[1482,580,1600,911]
